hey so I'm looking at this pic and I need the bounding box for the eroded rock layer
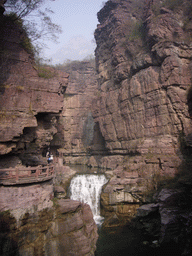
[90,0,192,228]
[58,61,100,165]
[93,0,192,172]
[0,198,98,256]
[0,166,98,256]
[0,12,68,167]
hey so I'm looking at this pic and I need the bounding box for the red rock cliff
[92,0,192,174]
[89,0,192,226]
[57,60,99,165]
[0,11,68,167]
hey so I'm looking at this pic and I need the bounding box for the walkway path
[0,165,55,185]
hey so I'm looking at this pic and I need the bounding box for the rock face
[93,0,192,171]
[56,199,98,256]
[1,1,192,253]
[0,165,98,256]
[89,0,192,226]
[0,180,54,216]
[0,10,98,256]
[0,12,68,167]
[58,61,100,165]
[135,188,192,255]
[0,199,98,256]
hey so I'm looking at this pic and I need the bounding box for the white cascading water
[70,174,108,225]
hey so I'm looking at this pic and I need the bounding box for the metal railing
[0,165,55,185]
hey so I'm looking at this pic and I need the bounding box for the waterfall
[69,174,108,225]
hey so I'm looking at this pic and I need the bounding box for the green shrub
[5,12,34,54]
[129,21,145,41]
[5,12,23,26]
[37,66,56,79]
[20,37,34,54]
[122,19,146,47]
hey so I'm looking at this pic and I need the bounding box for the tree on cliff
[4,0,62,57]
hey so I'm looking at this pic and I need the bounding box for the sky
[41,0,107,65]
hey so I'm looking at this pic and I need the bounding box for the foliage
[4,0,62,55]
[4,12,34,54]
[121,18,146,52]
[129,20,145,42]
[5,11,22,24]
[51,197,59,208]
[151,0,192,19]
[20,36,34,54]
[0,211,19,256]
[36,65,56,79]
[150,0,192,45]
[5,0,46,18]
[56,57,96,72]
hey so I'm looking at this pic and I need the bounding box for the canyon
[0,5,98,255]
[1,0,192,255]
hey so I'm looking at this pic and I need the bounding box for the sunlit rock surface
[0,11,69,166]
[89,0,192,232]
[93,0,192,172]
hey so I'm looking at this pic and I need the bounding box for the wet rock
[103,213,120,228]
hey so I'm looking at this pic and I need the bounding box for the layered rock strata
[58,61,103,165]
[0,166,98,256]
[0,12,68,167]
[93,0,192,171]
[92,0,192,225]
[0,180,54,215]
[0,199,98,256]
[0,9,98,256]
